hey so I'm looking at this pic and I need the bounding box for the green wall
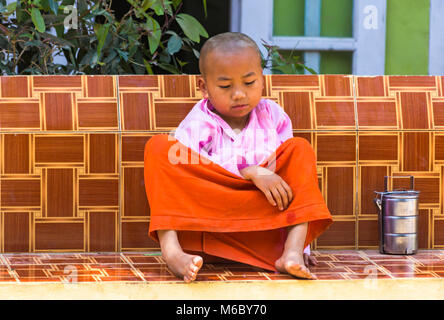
[320,0,353,37]
[273,0,353,74]
[385,0,430,75]
[273,0,431,75]
[273,0,305,36]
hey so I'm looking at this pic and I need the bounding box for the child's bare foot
[275,252,317,280]
[163,250,203,283]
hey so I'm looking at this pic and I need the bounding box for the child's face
[198,47,264,125]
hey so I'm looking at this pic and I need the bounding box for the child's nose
[232,88,246,100]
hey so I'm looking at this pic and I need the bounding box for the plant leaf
[48,0,58,15]
[202,0,207,18]
[117,48,129,62]
[143,58,154,74]
[31,8,46,33]
[146,17,161,54]
[95,24,110,61]
[176,13,208,43]
[166,34,182,55]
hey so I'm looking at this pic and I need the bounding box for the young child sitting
[144,32,333,283]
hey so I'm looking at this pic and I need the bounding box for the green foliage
[261,40,317,75]
[0,0,208,75]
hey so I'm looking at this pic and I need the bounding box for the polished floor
[0,249,443,283]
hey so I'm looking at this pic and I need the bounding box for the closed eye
[245,80,256,85]
[219,85,231,89]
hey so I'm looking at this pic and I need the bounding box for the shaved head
[199,32,262,77]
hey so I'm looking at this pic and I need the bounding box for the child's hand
[239,165,293,210]
[304,253,318,267]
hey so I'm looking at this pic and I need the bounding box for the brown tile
[121,93,150,130]
[3,134,29,174]
[91,256,125,264]
[292,132,312,144]
[121,221,160,250]
[3,212,30,252]
[89,134,116,173]
[360,166,387,214]
[309,266,348,273]
[33,76,82,88]
[358,219,379,247]
[223,275,270,281]
[390,272,437,278]
[18,277,61,282]
[314,273,347,280]
[327,167,354,215]
[86,76,114,97]
[357,101,397,128]
[194,274,224,281]
[315,101,355,127]
[79,179,118,207]
[381,265,415,273]
[0,102,40,129]
[118,75,159,88]
[154,101,196,128]
[417,210,430,249]
[15,269,47,277]
[441,77,444,96]
[44,93,73,130]
[5,257,38,265]
[435,135,444,160]
[122,135,151,162]
[282,92,312,129]
[271,75,319,87]
[46,169,74,217]
[359,135,398,161]
[1,76,28,97]
[163,75,190,97]
[400,92,429,129]
[89,212,117,251]
[331,254,367,261]
[123,167,149,216]
[142,276,179,282]
[432,102,444,127]
[316,221,356,247]
[393,178,439,204]
[77,102,118,128]
[35,136,84,163]
[1,179,40,207]
[100,268,137,277]
[62,275,101,282]
[127,256,161,264]
[35,223,84,250]
[434,220,444,246]
[316,134,356,162]
[388,76,436,87]
[323,75,352,96]
[356,76,385,97]
[402,132,430,171]
[345,273,391,279]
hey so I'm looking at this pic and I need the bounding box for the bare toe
[286,261,316,280]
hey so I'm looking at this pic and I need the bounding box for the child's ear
[197,76,209,99]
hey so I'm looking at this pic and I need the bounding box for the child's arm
[239,165,293,211]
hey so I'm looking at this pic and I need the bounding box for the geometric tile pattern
[1,75,444,252]
[0,250,442,282]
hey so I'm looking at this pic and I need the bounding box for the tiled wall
[0,75,443,252]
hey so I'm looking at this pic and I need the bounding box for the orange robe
[144,134,333,271]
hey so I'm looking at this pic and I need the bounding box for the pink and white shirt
[174,98,293,177]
